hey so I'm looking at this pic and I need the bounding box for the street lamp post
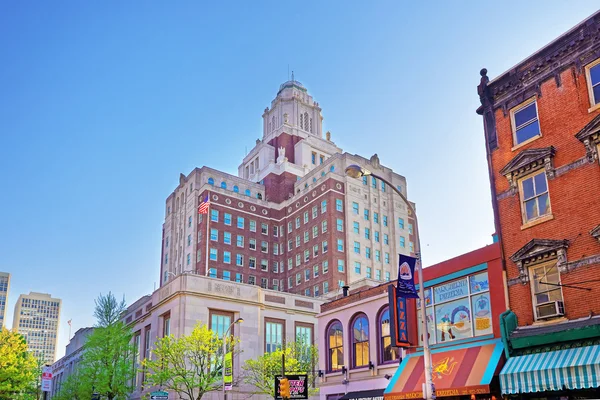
[223,317,244,400]
[345,165,434,400]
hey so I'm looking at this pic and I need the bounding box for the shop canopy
[384,339,504,399]
[340,389,384,400]
[500,344,600,394]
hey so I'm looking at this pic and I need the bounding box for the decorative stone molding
[500,147,556,188]
[591,224,600,242]
[510,238,570,282]
[575,114,600,163]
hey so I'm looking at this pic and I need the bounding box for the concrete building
[124,272,323,400]
[49,327,95,399]
[0,272,10,329]
[476,10,600,399]
[12,292,62,364]
[160,79,418,299]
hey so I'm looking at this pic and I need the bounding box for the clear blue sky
[1,1,598,358]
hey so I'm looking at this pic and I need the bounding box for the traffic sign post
[150,390,169,400]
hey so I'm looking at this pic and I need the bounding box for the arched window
[233,186,239,193]
[221,182,227,189]
[330,165,335,172]
[327,321,344,372]
[300,114,304,130]
[245,189,251,196]
[303,112,309,131]
[272,116,276,131]
[351,314,369,368]
[257,193,262,200]
[310,118,313,133]
[208,178,214,185]
[379,307,398,363]
[313,177,317,183]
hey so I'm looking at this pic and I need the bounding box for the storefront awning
[384,339,504,399]
[500,344,600,394]
[340,389,384,400]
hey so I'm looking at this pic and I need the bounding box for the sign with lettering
[150,391,169,400]
[396,255,419,299]
[41,366,52,392]
[275,375,308,400]
[224,351,233,390]
[388,285,411,347]
[433,277,468,304]
[384,385,489,400]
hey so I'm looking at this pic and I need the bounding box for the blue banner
[396,255,419,299]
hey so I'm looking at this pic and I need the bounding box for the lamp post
[345,164,434,400]
[223,317,244,400]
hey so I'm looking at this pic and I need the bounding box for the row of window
[326,307,398,372]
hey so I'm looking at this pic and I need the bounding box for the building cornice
[575,113,600,162]
[499,146,556,189]
[510,239,570,283]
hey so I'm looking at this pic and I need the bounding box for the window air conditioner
[536,300,565,319]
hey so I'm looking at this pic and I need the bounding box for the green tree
[52,372,90,400]
[76,292,136,400]
[0,328,38,400]
[242,341,319,397]
[142,323,237,400]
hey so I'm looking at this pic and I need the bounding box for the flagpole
[205,192,210,277]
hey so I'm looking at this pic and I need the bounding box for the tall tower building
[160,80,418,297]
[0,272,10,329]
[13,292,62,364]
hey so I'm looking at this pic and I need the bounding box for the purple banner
[396,255,419,299]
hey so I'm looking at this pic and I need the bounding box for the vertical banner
[388,285,411,347]
[397,255,419,299]
[224,351,233,390]
[41,366,52,392]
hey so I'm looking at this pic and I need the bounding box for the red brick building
[477,11,600,398]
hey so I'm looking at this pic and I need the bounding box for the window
[296,217,301,228]
[352,315,369,368]
[375,231,380,243]
[296,254,301,267]
[375,269,381,280]
[314,285,320,297]
[224,213,232,226]
[314,265,319,278]
[312,207,318,219]
[273,262,279,273]
[371,176,377,189]
[304,211,309,224]
[400,236,405,248]
[237,235,244,247]
[288,222,293,233]
[250,220,256,232]
[409,242,414,253]
[337,260,344,272]
[385,271,390,281]
[364,209,369,221]
[323,281,329,293]
[245,189,251,196]
[305,269,310,281]
[223,270,231,280]
[322,241,328,253]
[249,257,256,269]
[336,199,343,211]
[375,250,381,262]
[337,239,344,251]
[265,321,284,353]
[362,176,368,185]
[336,219,344,231]
[210,229,218,241]
[261,259,268,271]
[187,234,191,246]
[296,324,313,346]
[237,217,245,229]
[398,218,404,229]
[220,181,227,190]
[366,247,371,259]
[322,220,328,233]
[385,253,390,264]
[288,277,293,289]
[586,59,600,106]
[273,244,279,255]
[311,152,316,164]
[381,181,386,192]
[236,254,244,266]
[531,263,564,320]
[236,273,243,283]
[211,209,219,222]
[511,98,541,145]
[384,234,389,245]
[288,258,293,270]
[224,232,231,245]
[352,202,359,214]
[353,222,360,234]
[321,200,327,213]
[408,223,413,234]
[296,236,301,247]
[354,262,361,274]
[248,275,256,285]
[261,223,268,235]
[379,308,398,363]
[261,241,268,253]
[304,249,310,262]
[288,240,293,251]
[313,226,319,238]
[327,321,344,372]
[209,268,217,278]
[233,185,239,193]
[186,253,190,265]
[188,216,193,228]
[249,239,256,250]
[383,216,388,226]
[210,248,217,261]
[296,273,301,285]
[354,241,360,254]
[163,314,171,337]
[366,267,372,278]
[323,261,329,274]
[374,212,379,224]
[313,245,319,257]
[520,171,551,223]
[365,228,370,239]
[304,231,309,243]
[304,288,311,296]
[210,311,233,339]
[208,178,215,185]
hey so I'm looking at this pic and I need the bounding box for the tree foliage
[0,328,39,400]
[242,341,319,396]
[52,372,91,400]
[142,323,238,400]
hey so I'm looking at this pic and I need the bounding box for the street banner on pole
[41,366,52,392]
[396,255,419,299]
[274,375,308,400]
[224,351,233,390]
[387,285,411,347]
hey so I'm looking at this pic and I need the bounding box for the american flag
[67,319,72,326]
[198,195,210,214]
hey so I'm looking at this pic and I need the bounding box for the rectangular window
[353,221,360,234]
[520,171,551,223]
[287,240,293,251]
[321,200,327,213]
[265,321,284,353]
[224,232,231,245]
[322,220,328,233]
[337,239,344,252]
[354,241,360,254]
[304,249,310,262]
[237,217,245,229]
[375,231,380,242]
[210,311,233,340]
[586,59,600,106]
[319,154,324,164]
[305,269,310,282]
[305,288,311,296]
[223,251,231,264]
[374,212,379,224]
[384,234,389,245]
[304,231,309,243]
[313,225,319,238]
[296,236,301,247]
[273,245,279,255]
[383,215,388,226]
[337,260,344,272]
[336,219,344,231]
[186,253,190,265]
[273,226,279,237]
[313,265,319,278]
[250,220,256,232]
[366,267,372,279]
[248,275,256,285]
[400,236,405,248]
[313,244,319,257]
[354,262,361,274]
[362,176,368,185]
[236,254,244,266]
[237,235,244,247]
[210,248,217,261]
[385,253,390,264]
[296,273,301,285]
[261,241,268,253]
[211,209,219,222]
[311,151,316,164]
[381,181,386,192]
[261,223,268,235]
[531,263,565,319]
[336,199,343,211]
[288,277,293,289]
[364,209,370,221]
[288,258,293,270]
[322,240,328,253]
[187,234,191,246]
[304,211,309,224]
[288,222,293,233]
[385,271,390,281]
[223,270,231,281]
[371,176,377,188]
[323,281,329,294]
[375,250,381,262]
[296,217,301,228]
[365,228,370,239]
[210,228,218,241]
[224,213,232,226]
[296,324,313,345]
[261,259,268,271]
[408,223,413,234]
[236,273,243,283]
[188,216,193,228]
[511,99,541,145]
[296,254,301,267]
[314,285,320,297]
[249,257,256,269]
[376,269,381,281]
[366,247,371,259]
[249,239,256,250]
[398,218,404,229]
[312,207,318,219]
[163,314,171,337]
[208,268,217,278]
[409,242,414,253]
[352,202,359,214]
[323,261,329,274]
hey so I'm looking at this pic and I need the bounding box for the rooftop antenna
[291,70,295,83]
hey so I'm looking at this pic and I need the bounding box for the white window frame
[585,58,600,110]
[510,97,542,148]
[518,170,552,225]
[528,261,565,321]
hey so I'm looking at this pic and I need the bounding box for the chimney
[342,285,350,297]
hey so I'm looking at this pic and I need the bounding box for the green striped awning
[500,345,600,394]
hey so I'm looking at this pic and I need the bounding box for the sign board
[150,391,169,400]
[41,366,52,392]
[388,285,411,347]
[224,351,233,390]
[274,375,308,400]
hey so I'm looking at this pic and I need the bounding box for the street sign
[274,375,308,400]
[41,366,52,392]
[150,391,169,399]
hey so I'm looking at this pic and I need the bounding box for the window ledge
[511,134,542,152]
[520,214,554,230]
[531,316,568,326]
[587,103,600,114]
[325,371,344,377]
